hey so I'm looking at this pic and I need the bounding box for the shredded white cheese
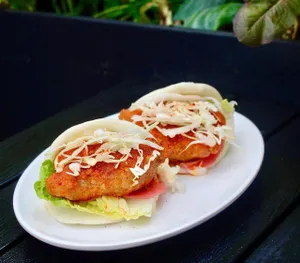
[50,129,163,183]
[129,93,235,152]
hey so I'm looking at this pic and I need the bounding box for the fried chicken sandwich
[119,82,236,176]
[34,119,172,225]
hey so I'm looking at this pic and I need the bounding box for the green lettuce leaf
[34,160,66,206]
[34,160,156,220]
[221,99,236,113]
[69,196,157,220]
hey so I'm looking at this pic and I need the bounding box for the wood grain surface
[1,91,299,262]
[246,205,300,263]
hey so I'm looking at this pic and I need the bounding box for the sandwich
[34,119,176,225]
[119,82,236,176]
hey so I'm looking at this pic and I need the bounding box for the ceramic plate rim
[13,111,264,251]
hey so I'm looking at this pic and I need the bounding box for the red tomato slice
[210,111,226,126]
[180,140,225,171]
[201,140,225,167]
[125,180,166,199]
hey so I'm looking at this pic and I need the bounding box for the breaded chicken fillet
[118,82,236,175]
[119,109,224,163]
[46,145,160,201]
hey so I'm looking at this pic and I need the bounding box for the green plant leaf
[233,0,300,46]
[0,0,9,9]
[89,0,101,14]
[169,0,184,16]
[73,3,85,16]
[52,0,61,14]
[6,0,36,11]
[139,2,158,24]
[186,2,242,30]
[66,0,74,15]
[103,0,124,9]
[174,0,241,23]
[93,4,129,19]
[94,0,158,23]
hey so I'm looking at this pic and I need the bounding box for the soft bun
[47,119,153,162]
[134,82,223,106]
[43,119,160,225]
[131,82,234,168]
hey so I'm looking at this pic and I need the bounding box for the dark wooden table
[1,81,300,263]
[1,11,300,263]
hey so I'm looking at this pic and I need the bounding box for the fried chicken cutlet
[119,109,224,164]
[46,144,160,201]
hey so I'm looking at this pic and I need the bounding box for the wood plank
[1,117,300,262]
[246,205,300,263]
[1,79,299,187]
[233,98,299,138]
[2,10,300,261]
[0,182,24,252]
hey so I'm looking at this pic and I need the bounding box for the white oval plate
[13,112,264,251]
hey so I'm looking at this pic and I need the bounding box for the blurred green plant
[2,0,300,46]
[1,0,36,11]
[175,0,242,31]
[93,0,160,24]
[93,0,182,25]
[51,0,101,16]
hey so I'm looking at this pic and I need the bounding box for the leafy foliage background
[2,0,300,46]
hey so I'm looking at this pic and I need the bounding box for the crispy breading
[46,145,160,201]
[119,109,222,163]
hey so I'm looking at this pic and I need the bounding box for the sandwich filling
[34,127,175,221]
[45,128,164,200]
[119,93,236,175]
